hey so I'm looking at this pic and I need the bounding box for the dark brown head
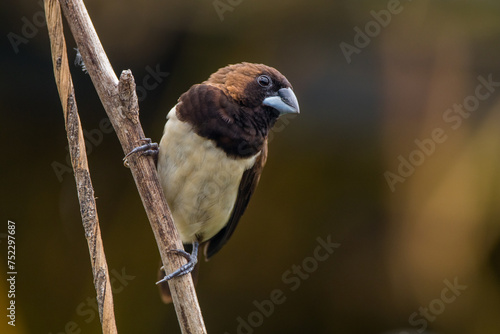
[205,62,300,117]
[177,62,299,158]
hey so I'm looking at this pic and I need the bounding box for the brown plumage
[156,62,299,302]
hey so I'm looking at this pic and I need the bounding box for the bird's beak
[263,87,300,115]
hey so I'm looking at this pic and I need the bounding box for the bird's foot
[123,138,159,167]
[156,242,199,284]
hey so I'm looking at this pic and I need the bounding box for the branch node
[118,70,140,123]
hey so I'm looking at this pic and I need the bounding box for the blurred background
[2,0,500,333]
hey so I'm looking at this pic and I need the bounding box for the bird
[153,62,299,302]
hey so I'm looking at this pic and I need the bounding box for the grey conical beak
[263,87,300,115]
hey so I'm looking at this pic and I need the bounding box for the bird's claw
[156,242,199,284]
[123,138,159,167]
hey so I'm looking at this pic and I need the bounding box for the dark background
[2,0,500,333]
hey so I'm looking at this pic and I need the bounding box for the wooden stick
[55,0,207,333]
[44,1,118,333]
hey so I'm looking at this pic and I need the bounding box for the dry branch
[49,0,207,333]
[44,0,117,333]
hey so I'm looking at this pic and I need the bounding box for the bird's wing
[204,139,268,259]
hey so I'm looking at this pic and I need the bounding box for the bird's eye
[257,75,272,88]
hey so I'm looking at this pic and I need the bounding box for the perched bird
[155,62,299,302]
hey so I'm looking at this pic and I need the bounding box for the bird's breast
[157,107,258,243]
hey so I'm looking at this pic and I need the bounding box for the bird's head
[205,62,300,118]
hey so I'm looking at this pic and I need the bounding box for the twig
[54,0,207,333]
[44,1,117,333]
